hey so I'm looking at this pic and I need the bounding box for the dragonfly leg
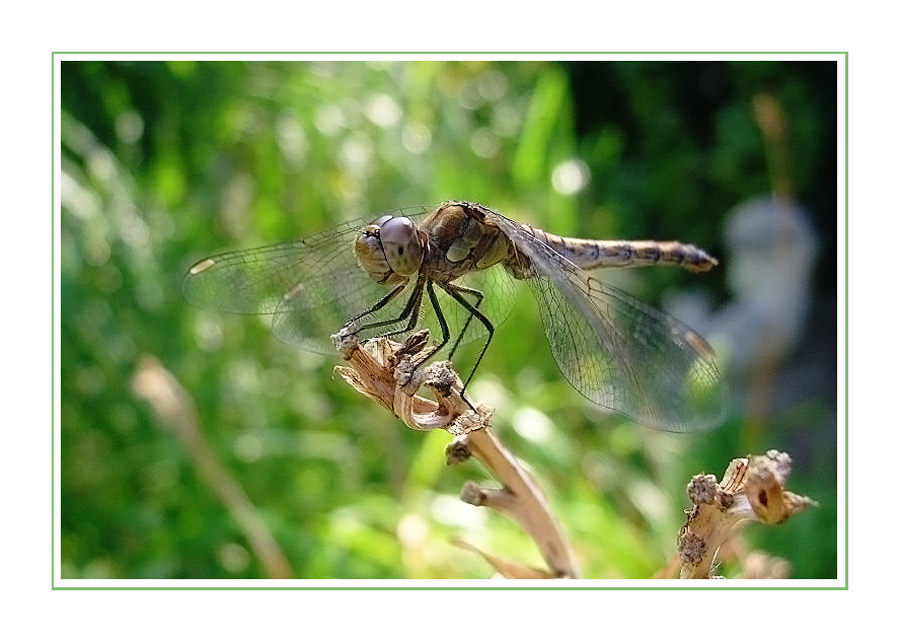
[346,282,406,327]
[349,275,426,340]
[438,282,495,396]
[444,284,485,360]
[426,282,479,414]
[425,280,451,352]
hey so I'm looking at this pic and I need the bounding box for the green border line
[844,53,849,589]
[51,52,849,589]
[51,52,56,588]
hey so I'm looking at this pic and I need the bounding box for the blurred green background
[59,59,838,580]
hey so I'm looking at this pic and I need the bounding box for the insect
[184,200,726,431]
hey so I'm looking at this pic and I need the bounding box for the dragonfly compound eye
[355,226,396,285]
[379,216,424,276]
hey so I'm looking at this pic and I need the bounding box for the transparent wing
[488,212,726,432]
[182,208,425,354]
[182,206,517,357]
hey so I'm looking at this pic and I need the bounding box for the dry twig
[333,330,580,579]
[676,449,817,579]
[132,355,294,579]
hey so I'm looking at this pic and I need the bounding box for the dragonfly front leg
[346,274,427,343]
[344,282,406,329]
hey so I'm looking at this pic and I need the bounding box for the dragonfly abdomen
[530,229,718,273]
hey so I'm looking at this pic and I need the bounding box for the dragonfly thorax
[355,215,425,286]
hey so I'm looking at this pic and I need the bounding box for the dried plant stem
[334,330,580,579]
[676,449,817,579]
[132,355,294,579]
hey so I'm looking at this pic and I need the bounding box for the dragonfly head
[355,215,425,286]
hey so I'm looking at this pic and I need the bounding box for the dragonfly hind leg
[436,282,495,397]
[445,283,485,360]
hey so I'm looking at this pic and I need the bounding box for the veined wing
[487,211,726,432]
[182,207,429,354]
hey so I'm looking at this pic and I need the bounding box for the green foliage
[60,60,838,580]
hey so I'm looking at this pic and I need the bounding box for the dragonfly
[183,200,726,432]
